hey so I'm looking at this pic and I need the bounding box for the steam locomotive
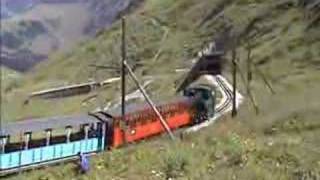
[0,85,216,175]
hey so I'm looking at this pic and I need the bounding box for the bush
[162,151,189,179]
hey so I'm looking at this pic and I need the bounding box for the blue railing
[0,137,103,170]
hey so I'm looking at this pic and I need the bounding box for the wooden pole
[231,48,237,117]
[234,60,259,114]
[0,3,2,138]
[121,17,126,125]
[123,61,175,140]
[247,42,252,83]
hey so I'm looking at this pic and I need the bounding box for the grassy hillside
[2,0,320,179]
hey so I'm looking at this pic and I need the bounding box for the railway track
[215,75,234,113]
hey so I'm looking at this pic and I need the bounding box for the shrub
[162,151,189,179]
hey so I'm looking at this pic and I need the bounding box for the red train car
[101,84,216,148]
[110,97,195,147]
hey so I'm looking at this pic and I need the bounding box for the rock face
[0,0,138,72]
[1,0,40,19]
[83,0,133,35]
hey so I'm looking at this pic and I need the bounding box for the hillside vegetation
[2,0,320,179]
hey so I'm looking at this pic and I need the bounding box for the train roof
[0,114,101,137]
[107,96,193,118]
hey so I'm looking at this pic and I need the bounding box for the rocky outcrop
[1,0,141,71]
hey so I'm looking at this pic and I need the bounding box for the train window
[92,122,98,131]
[70,126,84,142]
[203,90,210,100]
[115,118,121,126]
[169,110,174,117]
[180,103,185,112]
[136,118,142,126]
[88,123,99,138]
[51,129,67,145]
[24,131,45,149]
[134,113,140,124]
[135,113,141,123]
[148,112,153,122]
[125,116,130,126]
[142,114,147,125]
[141,113,147,124]
[169,106,173,114]
[165,111,170,118]
[146,113,151,122]
[171,104,177,112]
[148,113,155,122]
[142,112,150,123]
[172,104,177,112]
[128,119,136,128]
[160,106,165,113]
[141,112,148,124]
[162,106,167,115]
[97,122,103,137]
[3,136,21,153]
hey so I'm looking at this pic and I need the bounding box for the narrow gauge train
[0,85,215,175]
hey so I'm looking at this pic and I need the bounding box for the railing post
[84,125,89,140]
[24,132,31,150]
[84,125,90,152]
[45,129,52,146]
[66,126,72,143]
[100,123,106,150]
[0,136,7,154]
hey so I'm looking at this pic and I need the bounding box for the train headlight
[130,129,136,135]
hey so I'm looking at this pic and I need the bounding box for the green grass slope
[2,0,320,179]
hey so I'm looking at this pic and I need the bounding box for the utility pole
[231,48,237,117]
[246,41,252,84]
[0,1,2,138]
[121,17,126,125]
[92,17,175,140]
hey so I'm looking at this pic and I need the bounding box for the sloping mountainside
[1,0,35,18]
[0,0,141,71]
[3,0,320,179]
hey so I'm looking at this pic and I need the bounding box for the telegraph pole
[121,17,126,123]
[93,17,175,140]
[231,48,237,117]
[0,1,2,137]
[246,41,252,83]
